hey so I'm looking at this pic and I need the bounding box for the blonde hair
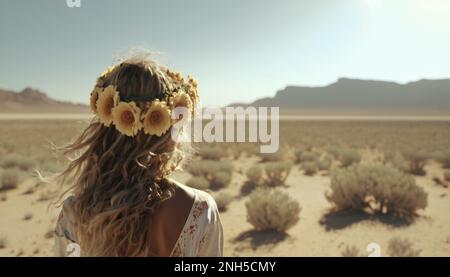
[56,55,195,256]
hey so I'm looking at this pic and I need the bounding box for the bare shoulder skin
[148,179,195,256]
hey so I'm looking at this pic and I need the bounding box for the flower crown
[90,67,199,137]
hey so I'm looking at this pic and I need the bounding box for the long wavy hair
[56,55,193,256]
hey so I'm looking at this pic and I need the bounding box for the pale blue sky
[1,0,449,106]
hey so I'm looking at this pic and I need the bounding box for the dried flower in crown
[90,66,199,137]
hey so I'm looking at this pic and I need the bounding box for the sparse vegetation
[210,171,232,190]
[1,153,35,171]
[327,164,428,218]
[186,176,209,190]
[338,149,361,167]
[341,245,363,257]
[437,151,450,169]
[317,157,332,171]
[402,150,429,176]
[387,237,421,257]
[301,161,318,176]
[0,235,7,249]
[0,169,20,192]
[264,161,293,187]
[199,146,223,161]
[296,151,319,164]
[259,149,288,163]
[443,170,450,182]
[245,165,264,187]
[23,212,33,221]
[214,192,233,212]
[187,160,233,190]
[246,188,301,233]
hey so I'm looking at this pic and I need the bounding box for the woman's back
[52,58,223,257]
[54,181,223,257]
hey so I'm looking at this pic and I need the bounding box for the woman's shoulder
[171,180,218,214]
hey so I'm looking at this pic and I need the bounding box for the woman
[53,55,223,257]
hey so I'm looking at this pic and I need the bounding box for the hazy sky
[1,0,450,106]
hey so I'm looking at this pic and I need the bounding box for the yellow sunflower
[170,91,193,116]
[90,86,102,114]
[112,101,142,137]
[142,100,172,136]
[97,85,120,126]
[187,75,198,88]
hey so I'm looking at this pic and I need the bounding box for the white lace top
[54,187,224,257]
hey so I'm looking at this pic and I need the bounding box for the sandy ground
[0,157,449,257]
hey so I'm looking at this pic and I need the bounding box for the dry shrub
[186,176,209,190]
[1,153,35,171]
[23,212,33,221]
[402,150,429,176]
[0,235,6,249]
[259,148,289,163]
[264,161,293,187]
[186,160,233,190]
[245,165,263,187]
[317,157,332,171]
[387,237,421,257]
[199,146,223,161]
[301,161,318,176]
[341,245,363,257]
[0,169,19,192]
[326,164,428,218]
[437,151,450,169]
[338,149,361,167]
[210,171,232,190]
[213,192,232,212]
[385,152,409,173]
[444,170,450,182]
[295,151,319,164]
[245,188,301,233]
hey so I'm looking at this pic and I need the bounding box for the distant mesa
[0,87,89,113]
[2,78,450,116]
[228,78,450,116]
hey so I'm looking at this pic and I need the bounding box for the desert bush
[186,176,210,190]
[245,188,301,233]
[199,146,223,161]
[326,164,428,218]
[301,161,318,176]
[245,165,263,187]
[437,151,450,169]
[259,149,288,163]
[210,171,232,190]
[387,237,421,257]
[23,212,33,221]
[341,245,363,257]
[444,170,450,182]
[1,154,34,171]
[0,235,6,249]
[386,152,409,173]
[296,151,319,164]
[187,160,233,177]
[294,149,304,163]
[402,150,429,176]
[338,149,361,167]
[264,161,293,187]
[327,147,341,160]
[0,169,19,192]
[214,192,232,212]
[317,157,332,171]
